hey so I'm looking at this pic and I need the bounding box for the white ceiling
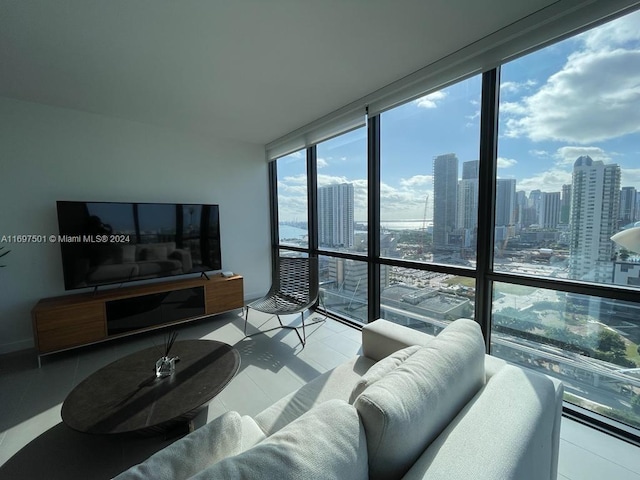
[0,0,561,146]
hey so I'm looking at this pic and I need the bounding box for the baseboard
[0,338,35,355]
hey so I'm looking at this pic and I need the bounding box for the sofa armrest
[402,365,564,480]
[362,319,435,362]
[114,411,264,480]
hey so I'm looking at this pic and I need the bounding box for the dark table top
[61,339,240,435]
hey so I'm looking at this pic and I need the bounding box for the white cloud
[279,174,306,186]
[580,10,640,51]
[554,146,611,165]
[621,169,640,190]
[499,101,527,115]
[529,149,550,157]
[399,175,432,187]
[317,174,349,187]
[503,44,640,143]
[317,158,328,169]
[517,168,573,194]
[497,157,517,169]
[380,182,430,219]
[466,110,480,121]
[500,79,537,94]
[414,91,447,109]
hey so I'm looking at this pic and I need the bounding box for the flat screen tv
[56,201,222,290]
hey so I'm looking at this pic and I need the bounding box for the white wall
[0,97,272,354]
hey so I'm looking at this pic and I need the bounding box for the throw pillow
[190,399,368,480]
[354,318,485,480]
[348,344,421,404]
[113,410,244,480]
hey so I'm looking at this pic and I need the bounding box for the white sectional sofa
[115,318,564,480]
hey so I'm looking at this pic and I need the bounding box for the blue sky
[277,10,640,223]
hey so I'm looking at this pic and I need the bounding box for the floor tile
[561,418,640,475]
[1,312,639,480]
[558,439,640,480]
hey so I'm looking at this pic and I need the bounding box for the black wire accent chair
[244,257,326,346]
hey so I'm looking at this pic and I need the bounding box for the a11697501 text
[1,234,131,244]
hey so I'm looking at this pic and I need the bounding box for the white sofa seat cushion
[354,319,486,480]
[190,399,368,480]
[348,345,421,404]
[114,410,255,480]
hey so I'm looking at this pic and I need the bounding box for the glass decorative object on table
[155,356,176,378]
[155,331,178,378]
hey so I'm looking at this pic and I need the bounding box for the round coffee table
[61,339,240,435]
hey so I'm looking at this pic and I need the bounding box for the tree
[590,329,636,368]
[596,329,626,353]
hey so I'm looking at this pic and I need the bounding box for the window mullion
[476,67,500,351]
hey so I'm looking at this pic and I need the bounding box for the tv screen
[56,201,222,290]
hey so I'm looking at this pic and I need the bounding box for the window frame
[269,15,640,445]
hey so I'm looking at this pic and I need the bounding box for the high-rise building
[561,184,572,225]
[432,153,458,247]
[495,179,516,228]
[515,190,528,226]
[457,160,479,230]
[568,156,620,282]
[620,186,637,226]
[318,183,354,248]
[529,189,542,223]
[539,192,561,229]
[462,160,479,180]
[457,179,478,230]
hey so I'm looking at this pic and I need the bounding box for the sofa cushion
[190,399,368,480]
[348,344,421,404]
[255,355,376,435]
[114,410,246,480]
[354,319,485,480]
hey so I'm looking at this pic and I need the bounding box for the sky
[276,10,640,223]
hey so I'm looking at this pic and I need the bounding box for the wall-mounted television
[56,201,222,290]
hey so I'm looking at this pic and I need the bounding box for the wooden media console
[32,274,244,365]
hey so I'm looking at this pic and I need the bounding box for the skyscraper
[318,183,355,248]
[515,190,527,226]
[462,160,479,180]
[620,186,637,226]
[561,184,572,225]
[569,156,620,282]
[495,179,516,228]
[539,192,561,229]
[432,153,458,248]
[457,160,479,230]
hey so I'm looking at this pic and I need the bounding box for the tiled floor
[0,309,638,479]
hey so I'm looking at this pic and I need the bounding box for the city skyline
[276,10,640,225]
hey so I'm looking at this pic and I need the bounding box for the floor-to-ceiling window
[378,76,481,332]
[275,150,309,250]
[491,10,640,432]
[271,8,640,440]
